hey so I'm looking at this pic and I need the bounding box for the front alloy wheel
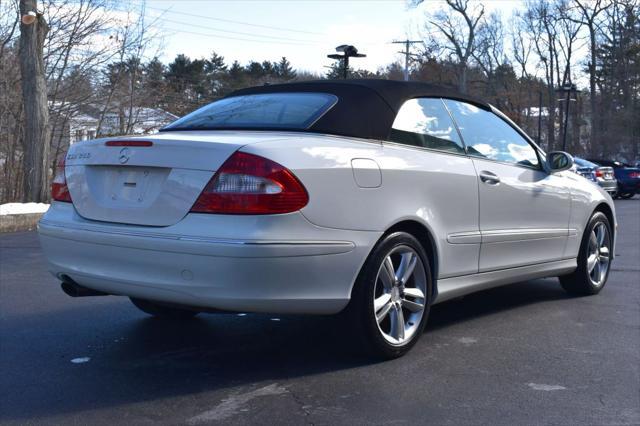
[349,232,432,359]
[586,222,611,287]
[560,211,612,295]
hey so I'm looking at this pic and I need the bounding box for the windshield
[163,93,338,131]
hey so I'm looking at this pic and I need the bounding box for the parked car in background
[571,157,617,196]
[586,159,640,199]
[38,80,617,358]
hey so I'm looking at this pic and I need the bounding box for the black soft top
[229,79,490,140]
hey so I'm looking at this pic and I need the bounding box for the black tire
[130,297,199,319]
[619,192,635,199]
[347,232,433,359]
[559,212,612,295]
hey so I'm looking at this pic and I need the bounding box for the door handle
[479,170,500,185]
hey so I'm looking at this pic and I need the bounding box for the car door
[385,97,480,278]
[444,99,571,272]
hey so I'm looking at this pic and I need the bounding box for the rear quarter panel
[241,134,481,278]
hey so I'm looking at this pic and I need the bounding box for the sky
[138,0,522,74]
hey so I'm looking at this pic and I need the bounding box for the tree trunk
[19,0,50,202]
[458,62,468,93]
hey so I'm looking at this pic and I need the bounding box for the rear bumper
[38,203,381,314]
[596,179,618,193]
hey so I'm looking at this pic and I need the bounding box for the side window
[389,98,465,154]
[444,99,540,168]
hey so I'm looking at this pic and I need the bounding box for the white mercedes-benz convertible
[39,80,616,358]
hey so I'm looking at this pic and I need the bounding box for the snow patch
[0,203,50,215]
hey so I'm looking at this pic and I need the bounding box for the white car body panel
[471,158,572,271]
[242,135,481,278]
[39,126,616,314]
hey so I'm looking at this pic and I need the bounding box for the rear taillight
[595,169,604,178]
[51,152,72,202]
[190,151,308,215]
[629,172,640,178]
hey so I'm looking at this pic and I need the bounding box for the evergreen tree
[275,57,296,80]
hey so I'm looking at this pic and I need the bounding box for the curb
[0,213,44,233]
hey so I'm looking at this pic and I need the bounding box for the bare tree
[423,0,485,93]
[571,0,607,148]
[523,0,561,150]
[95,3,159,136]
[510,11,534,80]
[473,12,506,78]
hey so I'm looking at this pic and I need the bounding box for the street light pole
[327,45,366,79]
[538,90,543,146]
[555,83,578,152]
[562,88,571,151]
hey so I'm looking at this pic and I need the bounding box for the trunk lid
[597,166,615,180]
[64,131,286,226]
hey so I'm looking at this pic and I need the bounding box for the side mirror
[547,151,574,173]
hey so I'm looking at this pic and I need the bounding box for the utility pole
[392,39,423,81]
[19,0,50,202]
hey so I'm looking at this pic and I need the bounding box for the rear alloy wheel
[559,212,612,295]
[130,298,199,319]
[619,192,635,199]
[349,232,432,359]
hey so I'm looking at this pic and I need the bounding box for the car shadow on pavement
[427,277,570,332]
[1,277,570,422]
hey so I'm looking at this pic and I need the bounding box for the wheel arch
[593,202,615,255]
[381,219,439,300]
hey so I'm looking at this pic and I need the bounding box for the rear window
[163,93,338,131]
[574,158,599,168]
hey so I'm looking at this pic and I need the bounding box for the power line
[160,17,321,44]
[140,3,325,36]
[162,26,314,46]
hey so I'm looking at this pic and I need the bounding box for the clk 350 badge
[66,152,91,160]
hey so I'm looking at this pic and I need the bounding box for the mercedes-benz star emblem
[118,147,130,164]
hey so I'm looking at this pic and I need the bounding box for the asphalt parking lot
[1,200,638,425]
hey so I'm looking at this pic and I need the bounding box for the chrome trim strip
[39,219,354,248]
[481,228,569,243]
[381,140,470,159]
[447,231,482,244]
